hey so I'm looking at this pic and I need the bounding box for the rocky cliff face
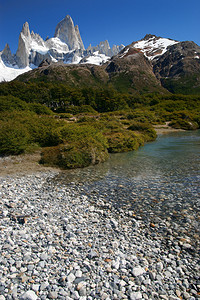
[15,22,31,68]
[86,40,124,57]
[54,15,85,50]
[1,44,15,65]
[105,46,166,93]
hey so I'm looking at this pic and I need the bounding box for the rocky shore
[0,172,199,300]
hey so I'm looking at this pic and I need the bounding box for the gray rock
[47,291,58,299]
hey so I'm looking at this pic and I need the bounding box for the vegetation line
[0,82,199,169]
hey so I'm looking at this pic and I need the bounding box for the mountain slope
[153,41,200,94]
[15,45,167,95]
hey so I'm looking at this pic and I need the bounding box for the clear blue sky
[0,0,200,53]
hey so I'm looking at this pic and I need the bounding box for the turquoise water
[56,130,200,184]
[55,130,200,236]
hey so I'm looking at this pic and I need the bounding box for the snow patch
[134,37,179,60]
[45,37,69,53]
[82,51,110,65]
[30,40,49,55]
[119,48,129,58]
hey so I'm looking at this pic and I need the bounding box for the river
[54,130,200,244]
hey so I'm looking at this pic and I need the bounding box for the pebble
[0,171,199,299]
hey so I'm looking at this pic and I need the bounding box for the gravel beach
[0,171,199,300]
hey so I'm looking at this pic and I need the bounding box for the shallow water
[54,130,200,237]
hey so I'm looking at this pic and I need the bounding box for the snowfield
[0,58,34,82]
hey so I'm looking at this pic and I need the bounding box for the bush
[0,120,30,155]
[0,95,29,112]
[128,121,157,141]
[107,131,143,153]
[169,119,199,130]
[28,103,53,115]
[40,135,108,169]
[58,113,73,119]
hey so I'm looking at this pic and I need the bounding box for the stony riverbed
[0,172,199,300]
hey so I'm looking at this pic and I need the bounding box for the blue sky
[0,0,200,53]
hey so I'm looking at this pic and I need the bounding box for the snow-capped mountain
[0,15,124,82]
[1,16,200,91]
[131,34,179,60]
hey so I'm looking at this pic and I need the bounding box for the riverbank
[0,151,59,177]
[0,172,199,300]
[0,125,184,177]
[153,122,184,135]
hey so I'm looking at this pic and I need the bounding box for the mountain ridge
[1,15,200,94]
[0,15,124,82]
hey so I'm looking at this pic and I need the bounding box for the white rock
[130,291,142,300]
[32,284,40,292]
[75,270,82,277]
[20,290,38,300]
[119,280,127,287]
[112,260,120,269]
[89,206,95,212]
[110,218,118,229]
[40,252,48,260]
[67,272,75,283]
[3,210,8,217]
[156,262,164,272]
[132,266,145,277]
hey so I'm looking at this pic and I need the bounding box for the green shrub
[128,121,153,131]
[40,123,109,168]
[58,113,73,119]
[107,131,143,153]
[169,119,199,130]
[0,120,30,155]
[28,103,53,115]
[0,95,29,112]
[128,121,157,141]
[40,134,108,169]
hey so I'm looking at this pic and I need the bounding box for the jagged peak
[64,15,73,22]
[3,43,11,52]
[1,42,15,66]
[54,14,84,50]
[21,22,31,38]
